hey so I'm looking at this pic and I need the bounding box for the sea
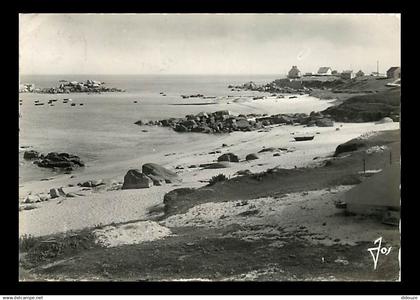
[19,74,333,183]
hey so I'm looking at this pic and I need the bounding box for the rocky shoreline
[135,110,335,134]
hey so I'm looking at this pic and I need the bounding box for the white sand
[19,120,399,238]
[19,186,174,237]
[93,220,172,247]
[162,186,398,246]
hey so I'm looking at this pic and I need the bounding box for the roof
[387,67,400,73]
[318,67,332,73]
[342,70,354,74]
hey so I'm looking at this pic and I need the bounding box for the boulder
[236,119,251,130]
[23,150,39,160]
[38,193,51,201]
[23,194,41,203]
[214,110,231,118]
[376,117,394,124]
[49,188,64,199]
[34,152,85,169]
[217,153,239,163]
[334,140,366,156]
[174,124,188,132]
[316,118,334,127]
[147,174,166,186]
[200,162,231,169]
[142,163,181,183]
[272,115,294,125]
[80,179,104,188]
[258,147,277,153]
[122,169,153,189]
[245,153,259,161]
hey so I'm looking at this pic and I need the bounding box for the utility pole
[377,60,379,76]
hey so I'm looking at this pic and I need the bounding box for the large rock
[80,179,104,188]
[23,194,41,203]
[147,174,166,186]
[34,152,85,170]
[200,162,231,169]
[142,163,181,183]
[174,124,188,132]
[23,150,39,160]
[236,119,251,130]
[214,110,231,118]
[217,153,240,163]
[122,169,153,189]
[334,140,366,156]
[315,118,334,127]
[376,117,394,124]
[49,188,66,199]
[245,153,259,161]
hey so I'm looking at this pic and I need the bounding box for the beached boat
[294,135,314,141]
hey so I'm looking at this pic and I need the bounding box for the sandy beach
[19,120,398,238]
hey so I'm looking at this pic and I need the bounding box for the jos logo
[367,237,392,270]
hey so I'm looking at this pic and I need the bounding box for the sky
[19,14,401,75]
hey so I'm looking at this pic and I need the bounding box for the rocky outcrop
[49,187,66,199]
[79,180,104,188]
[142,163,181,184]
[33,152,84,171]
[334,140,367,156]
[21,79,125,94]
[245,153,259,161]
[315,118,334,127]
[217,153,239,163]
[199,162,231,169]
[122,169,153,189]
[135,110,339,135]
[23,150,39,160]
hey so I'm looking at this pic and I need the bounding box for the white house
[317,67,332,76]
[341,70,355,80]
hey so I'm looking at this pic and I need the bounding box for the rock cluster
[20,79,125,94]
[122,163,181,190]
[135,110,334,134]
[24,150,85,171]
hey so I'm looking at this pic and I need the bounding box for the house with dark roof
[341,70,355,80]
[317,67,332,75]
[387,67,401,79]
[356,70,365,77]
[288,66,301,79]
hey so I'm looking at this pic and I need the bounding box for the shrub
[19,234,37,252]
[208,174,228,186]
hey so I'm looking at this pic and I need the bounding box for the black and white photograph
[18,13,401,282]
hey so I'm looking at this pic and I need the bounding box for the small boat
[70,103,76,106]
[289,96,298,99]
[294,135,314,141]
[79,103,84,106]
[35,103,45,106]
